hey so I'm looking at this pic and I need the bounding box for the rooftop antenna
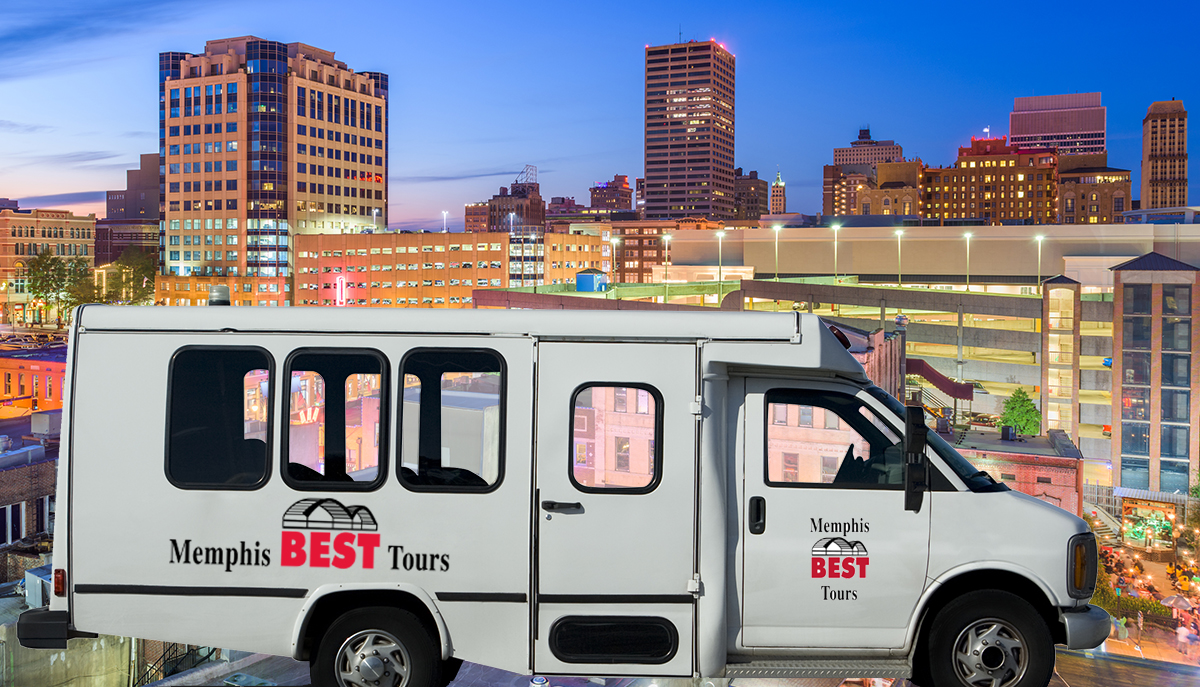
[679,25,682,42]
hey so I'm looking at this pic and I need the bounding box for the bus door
[533,342,698,676]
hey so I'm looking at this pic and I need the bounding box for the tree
[60,249,157,320]
[26,251,65,312]
[999,387,1041,436]
[110,248,157,305]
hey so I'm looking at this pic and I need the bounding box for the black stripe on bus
[538,594,693,605]
[74,584,307,599]
[435,592,527,603]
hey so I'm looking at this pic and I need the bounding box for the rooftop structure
[1009,93,1106,155]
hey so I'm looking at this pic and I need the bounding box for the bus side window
[167,347,273,489]
[283,349,388,490]
[399,349,504,491]
[570,384,662,493]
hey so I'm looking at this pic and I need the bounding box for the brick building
[0,207,96,325]
[1111,252,1198,493]
[590,175,633,211]
[854,160,923,217]
[733,169,769,221]
[290,230,610,308]
[922,136,1058,224]
[822,164,872,217]
[608,218,726,283]
[463,202,488,233]
[157,230,609,307]
[1056,153,1131,225]
[0,457,55,583]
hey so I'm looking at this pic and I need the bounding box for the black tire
[310,608,440,687]
[925,590,1054,687]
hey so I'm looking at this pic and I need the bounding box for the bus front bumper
[1062,604,1111,650]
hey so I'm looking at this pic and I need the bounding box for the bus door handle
[749,496,766,534]
[541,500,583,513]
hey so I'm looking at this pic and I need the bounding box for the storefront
[1120,496,1181,559]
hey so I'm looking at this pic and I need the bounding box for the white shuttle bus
[18,306,1109,687]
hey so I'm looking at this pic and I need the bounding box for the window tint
[571,385,662,493]
[167,347,272,489]
[399,350,503,491]
[765,389,903,489]
[285,350,387,489]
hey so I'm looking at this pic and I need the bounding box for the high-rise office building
[644,40,735,220]
[1009,93,1106,155]
[157,36,388,304]
[834,128,902,166]
[770,171,786,214]
[1141,99,1189,209]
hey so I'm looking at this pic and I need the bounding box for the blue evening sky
[2,0,1196,230]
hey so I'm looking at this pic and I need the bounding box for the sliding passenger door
[533,342,698,676]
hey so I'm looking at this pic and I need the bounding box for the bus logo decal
[811,537,870,579]
[282,498,378,531]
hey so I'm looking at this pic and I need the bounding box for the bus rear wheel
[310,608,440,687]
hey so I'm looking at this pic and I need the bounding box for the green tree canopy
[60,249,157,320]
[26,251,65,310]
[999,387,1042,436]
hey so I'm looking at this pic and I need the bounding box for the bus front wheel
[310,608,440,687]
[924,590,1054,687]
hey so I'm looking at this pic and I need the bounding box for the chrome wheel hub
[336,629,410,687]
[952,617,1028,687]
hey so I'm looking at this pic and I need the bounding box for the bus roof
[74,306,868,381]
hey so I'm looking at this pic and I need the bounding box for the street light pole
[773,225,781,281]
[895,229,904,288]
[716,230,726,301]
[1035,235,1045,294]
[964,232,972,292]
[662,234,671,282]
[832,224,841,283]
[610,237,620,283]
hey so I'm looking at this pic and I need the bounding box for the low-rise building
[823,164,873,216]
[590,175,633,211]
[0,346,67,412]
[854,160,924,217]
[464,202,488,233]
[289,230,610,308]
[1056,154,1131,225]
[0,208,96,325]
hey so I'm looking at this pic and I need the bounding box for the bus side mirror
[904,405,928,513]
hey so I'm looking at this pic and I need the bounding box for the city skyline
[2,0,1197,230]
